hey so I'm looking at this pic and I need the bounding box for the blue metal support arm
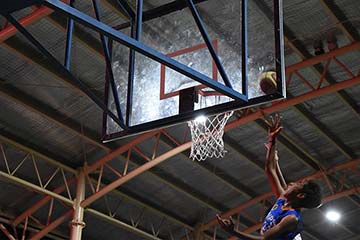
[64,0,74,70]
[44,0,248,102]
[242,0,248,96]
[185,0,233,89]
[125,0,143,126]
[91,0,124,123]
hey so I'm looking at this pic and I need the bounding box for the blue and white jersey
[261,198,302,240]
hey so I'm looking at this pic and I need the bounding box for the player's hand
[265,114,282,140]
[216,214,235,234]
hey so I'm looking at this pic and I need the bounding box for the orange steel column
[70,169,86,240]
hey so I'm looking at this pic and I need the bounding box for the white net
[188,111,233,161]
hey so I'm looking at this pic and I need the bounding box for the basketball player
[217,114,322,240]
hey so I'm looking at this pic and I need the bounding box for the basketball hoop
[188,111,233,161]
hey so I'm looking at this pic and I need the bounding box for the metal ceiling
[0,0,360,240]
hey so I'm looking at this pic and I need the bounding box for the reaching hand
[265,114,282,141]
[216,214,235,234]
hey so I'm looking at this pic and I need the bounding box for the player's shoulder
[281,214,299,226]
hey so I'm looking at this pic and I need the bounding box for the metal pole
[91,0,125,123]
[125,0,143,126]
[64,0,74,70]
[274,0,286,97]
[241,0,248,97]
[70,169,86,240]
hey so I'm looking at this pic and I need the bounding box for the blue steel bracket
[91,0,124,123]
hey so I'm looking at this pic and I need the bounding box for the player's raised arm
[264,114,285,198]
[275,150,287,190]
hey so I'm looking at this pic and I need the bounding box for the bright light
[194,115,207,124]
[326,210,341,222]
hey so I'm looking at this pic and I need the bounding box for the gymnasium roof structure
[0,0,360,240]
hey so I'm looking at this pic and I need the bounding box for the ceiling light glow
[326,210,341,222]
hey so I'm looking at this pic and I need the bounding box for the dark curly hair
[299,180,322,209]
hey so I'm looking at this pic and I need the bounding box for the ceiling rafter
[0,170,163,240]
[0,213,67,240]
[0,133,194,238]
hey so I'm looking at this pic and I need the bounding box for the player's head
[284,180,322,209]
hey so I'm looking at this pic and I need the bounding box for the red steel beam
[226,75,360,131]
[286,42,360,74]
[81,142,192,207]
[0,1,69,42]
[28,210,73,240]
[12,177,76,226]
[84,130,159,174]
[201,158,360,232]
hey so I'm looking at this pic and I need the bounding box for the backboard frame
[39,0,285,142]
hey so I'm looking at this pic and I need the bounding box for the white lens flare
[194,115,207,124]
[326,210,341,222]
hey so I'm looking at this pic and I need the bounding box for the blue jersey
[261,198,302,240]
